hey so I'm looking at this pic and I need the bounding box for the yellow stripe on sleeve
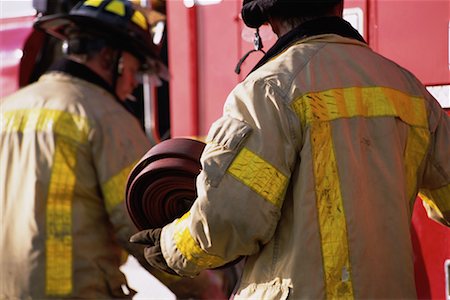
[173,212,226,268]
[102,162,137,213]
[227,148,288,208]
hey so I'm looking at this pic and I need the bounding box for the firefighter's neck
[73,48,117,86]
[269,3,344,37]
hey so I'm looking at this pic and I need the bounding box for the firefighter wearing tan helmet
[130,0,450,299]
[0,0,229,299]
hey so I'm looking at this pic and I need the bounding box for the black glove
[130,228,178,275]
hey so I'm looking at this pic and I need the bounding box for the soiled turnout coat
[1,59,236,300]
[0,61,153,298]
[159,17,450,299]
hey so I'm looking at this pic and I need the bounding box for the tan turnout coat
[160,33,450,299]
[1,72,151,298]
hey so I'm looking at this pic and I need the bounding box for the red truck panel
[370,0,449,86]
[0,16,34,98]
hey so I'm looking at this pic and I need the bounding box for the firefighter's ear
[99,47,116,71]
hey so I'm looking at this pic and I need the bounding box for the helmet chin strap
[235,28,266,75]
[111,50,123,98]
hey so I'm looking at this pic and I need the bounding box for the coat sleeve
[92,109,154,262]
[91,109,204,290]
[160,78,301,276]
[418,96,450,227]
[93,107,242,298]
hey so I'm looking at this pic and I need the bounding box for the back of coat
[0,72,151,298]
[231,34,450,299]
[159,31,450,300]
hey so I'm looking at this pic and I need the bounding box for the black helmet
[242,0,342,28]
[34,0,162,71]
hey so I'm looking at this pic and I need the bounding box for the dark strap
[235,28,266,74]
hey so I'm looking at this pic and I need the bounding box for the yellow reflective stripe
[132,10,148,30]
[420,183,450,216]
[404,127,430,209]
[83,0,103,7]
[1,109,89,143]
[46,138,78,295]
[0,109,89,295]
[102,162,136,213]
[174,212,226,268]
[291,87,427,127]
[311,122,354,299]
[290,86,430,299]
[227,148,288,208]
[105,0,125,16]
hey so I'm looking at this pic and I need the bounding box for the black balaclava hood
[241,0,342,28]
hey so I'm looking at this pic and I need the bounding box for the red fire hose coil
[126,138,206,230]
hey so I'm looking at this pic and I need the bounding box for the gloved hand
[130,228,178,275]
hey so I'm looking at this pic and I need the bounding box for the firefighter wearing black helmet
[130,0,450,299]
[0,0,230,299]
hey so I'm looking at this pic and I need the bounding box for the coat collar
[48,58,119,99]
[249,16,366,75]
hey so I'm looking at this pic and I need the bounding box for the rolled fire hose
[126,137,242,273]
[126,138,206,231]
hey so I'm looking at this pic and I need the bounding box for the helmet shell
[34,0,161,66]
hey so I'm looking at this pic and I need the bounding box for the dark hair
[65,31,110,58]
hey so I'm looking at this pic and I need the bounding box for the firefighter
[0,0,226,299]
[130,0,450,299]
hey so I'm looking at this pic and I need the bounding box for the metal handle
[142,74,161,144]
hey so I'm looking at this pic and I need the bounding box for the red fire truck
[1,0,449,299]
